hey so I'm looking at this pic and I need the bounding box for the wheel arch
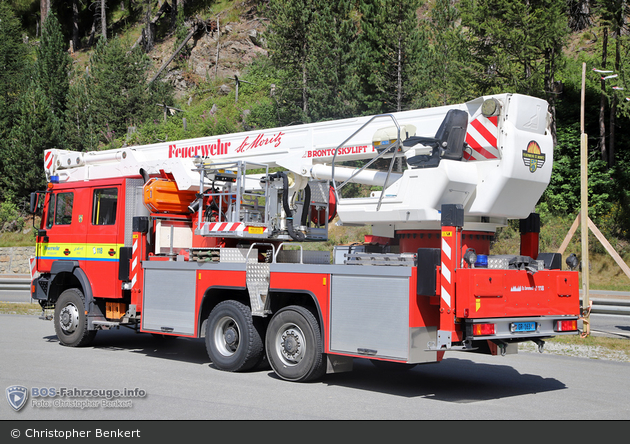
[48,261,93,305]
[47,261,106,331]
[197,286,249,337]
[268,290,325,343]
[196,287,326,344]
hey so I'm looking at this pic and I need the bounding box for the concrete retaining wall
[0,247,36,275]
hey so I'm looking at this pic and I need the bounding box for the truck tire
[205,300,264,372]
[265,305,325,382]
[54,288,96,347]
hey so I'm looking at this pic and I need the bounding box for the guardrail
[580,298,630,315]
[2,277,630,315]
[0,278,30,292]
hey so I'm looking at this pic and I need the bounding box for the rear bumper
[464,315,580,341]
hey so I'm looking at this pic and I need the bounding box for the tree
[72,0,80,51]
[64,72,100,152]
[358,0,424,113]
[267,0,317,122]
[36,12,71,121]
[418,0,475,108]
[80,36,173,147]
[461,0,568,96]
[41,0,51,33]
[0,2,30,135]
[461,0,568,143]
[567,0,593,31]
[595,0,630,166]
[0,2,31,199]
[88,0,109,45]
[101,0,107,39]
[3,81,62,198]
[303,0,363,120]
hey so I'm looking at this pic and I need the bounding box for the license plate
[511,321,536,332]
[247,226,264,234]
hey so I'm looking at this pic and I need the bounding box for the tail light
[555,319,578,332]
[473,323,495,336]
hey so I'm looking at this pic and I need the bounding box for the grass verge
[0,302,44,316]
[520,335,630,362]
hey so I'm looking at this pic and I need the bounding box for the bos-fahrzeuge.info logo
[6,385,28,411]
[522,140,546,173]
[5,386,146,411]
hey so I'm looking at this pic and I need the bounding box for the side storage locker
[329,273,410,360]
[141,263,197,336]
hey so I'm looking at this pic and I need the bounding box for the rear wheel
[205,300,264,372]
[265,306,325,382]
[54,288,96,347]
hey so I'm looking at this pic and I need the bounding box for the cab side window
[46,192,74,228]
[55,193,74,225]
[92,188,118,226]
[45,194,56,229]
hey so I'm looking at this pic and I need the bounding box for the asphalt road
[1,314,629,421]
[0,290,30,303]
[590,313,630,338]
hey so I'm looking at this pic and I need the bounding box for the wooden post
[558,215,580,256]
[580,62,590,337]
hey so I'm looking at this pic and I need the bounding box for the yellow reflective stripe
[36,243,124,260]
[87,244,121,260]
[37,243,84,259]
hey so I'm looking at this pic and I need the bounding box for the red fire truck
[29,93,580,382]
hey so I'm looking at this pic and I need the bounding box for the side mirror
[29,192,38,214]
[29,192,44,215]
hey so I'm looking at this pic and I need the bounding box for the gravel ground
[519,341,630,362]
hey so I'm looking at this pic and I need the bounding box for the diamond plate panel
[246,262,270,315]
[308,180,328,204]
[220,248,258,263]
[276,250,331,264]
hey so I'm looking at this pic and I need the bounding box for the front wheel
[54,288,96,347]
[265,306,325,382]
[205,300,264,372]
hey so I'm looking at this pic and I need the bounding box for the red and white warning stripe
[464,115,499,161]
[44,151,54,173]
[202,222,246,233]
[130,236,139,289]
[440,237,452,308]
[29,256,38,281]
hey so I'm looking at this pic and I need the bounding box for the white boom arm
[45,93,553,231]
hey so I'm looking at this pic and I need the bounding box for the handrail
[246,243,276,264]
[330,114,402,212]
[273,243,304,264]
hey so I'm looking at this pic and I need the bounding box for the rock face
[0,247,35,275]
[154,14,269,100]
